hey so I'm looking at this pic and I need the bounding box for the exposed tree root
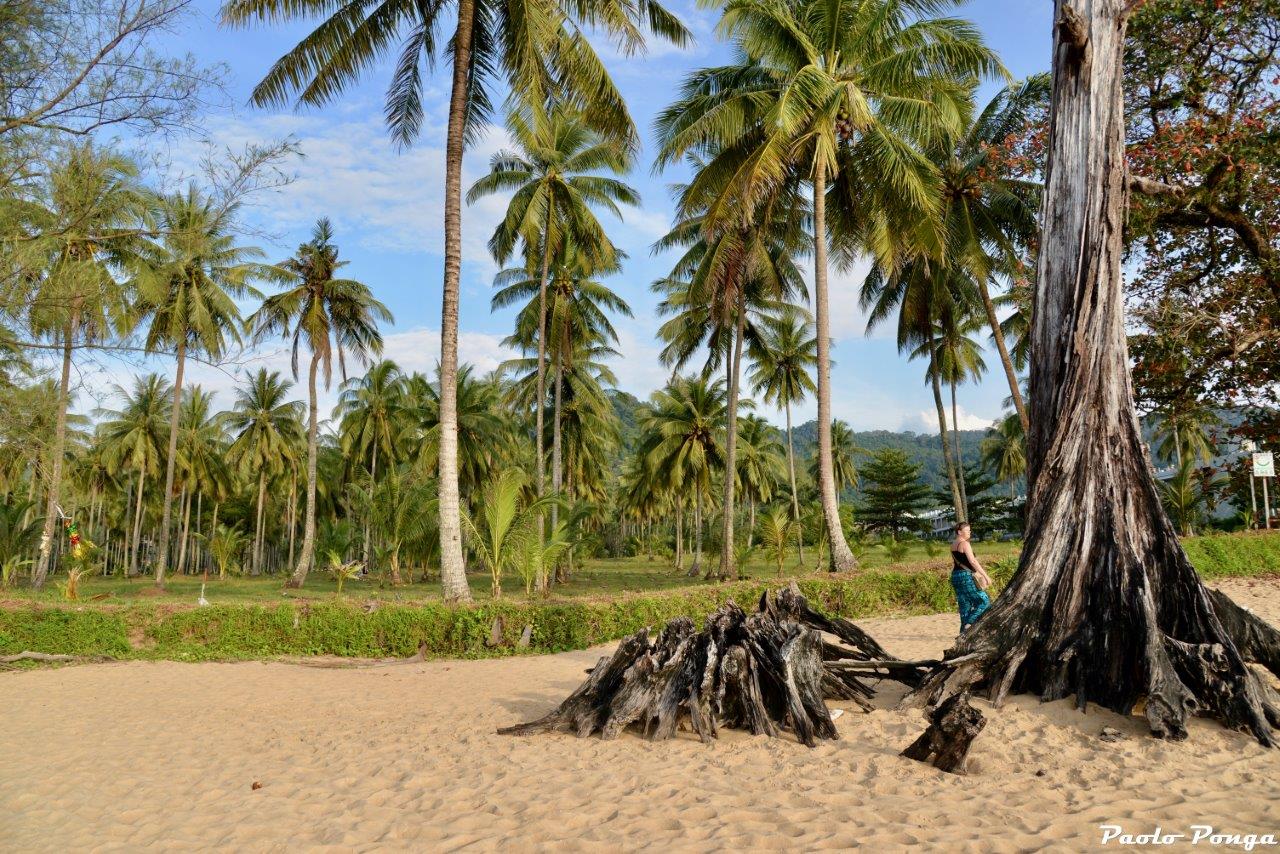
[901,692,986,774]
[499,584,915,746]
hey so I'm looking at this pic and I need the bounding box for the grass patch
[1,531,1277,662]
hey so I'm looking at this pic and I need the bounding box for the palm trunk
[930,341,965,524]
[288,353,320,587]
[914,0,1280,745]
[747,497,756,551]
[951,381,969,520]
[129,467,145,577]
[784,402,804,564]
[812,162,856,571]
[363,444,377,569]
[691,490,703,576]
[176,488,192,576]
[978,276,1029,433]
[435,0,476,603]
[674,499,683,570]
[209,501,220,582]
[287,471,297,569]
[254,470,266,575]
[716,289,747,579]
[551,358,564,530]
[121,477,133,577]
[154,340,185,587]
[534,231,551,549]
[32,312,77,588]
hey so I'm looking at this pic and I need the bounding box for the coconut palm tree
[735,414,784,549]
[223,369,305,576]
[748,312,817,560]
[251,218,390,589]
[638,376,726,577]
[981,412,1026,500]
[1152,407,1221,468]
[98,374,171,577]
[655,0,1003,571]
[3,144,150,587]
[336,359,406,566]
[469,106,637,509]
[174,386,232,577]
[133,185,268,588]
[807,420,862,497]
[462,468,558,599]
[221,0,688,607]
[757,508,796,576]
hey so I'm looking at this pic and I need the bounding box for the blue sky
[100,0,1055,432]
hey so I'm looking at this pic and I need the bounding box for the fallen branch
[0,651,94,664]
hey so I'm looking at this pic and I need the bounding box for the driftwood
[0,651,105,664]
[901,693,986,774]
[499,584,914,747]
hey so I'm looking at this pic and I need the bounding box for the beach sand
[4,578,1280,852]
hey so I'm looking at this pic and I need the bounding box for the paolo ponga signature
[1100,826,1278,851]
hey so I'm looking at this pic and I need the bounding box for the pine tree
[857,449,932,536]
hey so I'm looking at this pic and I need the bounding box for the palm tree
[469,106,637,511]
[757,508,796,576]
[223,369,304,576]
[336,359,406,567]
[221,0,688,608]
[175,386,232,577]
[99,375,171,577]
[251,218,390,589]
[638,376,726,577]
[748,312,816,562]
[735,414,784,549]
[462,468,557,599]
[655,0,1003,571]
[370,465,435,585]
[1152,407,1220,468]
[981,413,1026,500]
[133,185,268,588]
[3,144,149,587]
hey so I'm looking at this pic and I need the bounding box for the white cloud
[913,404,996,434]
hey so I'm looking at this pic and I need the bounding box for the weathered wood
[0,651,82,663]
[909,0,1280,748]
[500,586,905,746]
[901,693,986,774]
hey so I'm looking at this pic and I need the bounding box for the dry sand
[4,578,1280,852]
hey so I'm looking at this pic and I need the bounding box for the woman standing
[950,522,992,631]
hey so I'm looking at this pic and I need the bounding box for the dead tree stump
[499,585,913,746]
[901,693,986,774]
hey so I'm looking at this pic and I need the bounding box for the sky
[85,0,1056,433]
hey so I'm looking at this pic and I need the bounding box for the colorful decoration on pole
[64,517,86,560]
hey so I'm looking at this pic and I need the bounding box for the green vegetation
[3,532,1276,663]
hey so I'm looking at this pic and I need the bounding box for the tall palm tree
[2,144,149,587]
[223,369,305,576]
[734,414,784,549]
[336,359,406,567]
[469,106,637,511]
[748,312,817,560]
[655,0,1003,571]
[99,374,171,577]
[981,412,1025,499]
[133,185,268,588]
[221,0,688,606]
[638,376,726,577]
[252,218,390,589]
[175,386,232,577]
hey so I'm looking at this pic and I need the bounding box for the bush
[2,531,1277,662]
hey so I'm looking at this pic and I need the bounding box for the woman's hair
[957,522,971,533]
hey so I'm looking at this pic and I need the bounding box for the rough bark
[901,693,986,774]
[435,0,476,603]
[812,163,857,571]
[910,0,1280,747]
[154,340,185,588]
[499,584,912,745]
[717,291,747,580]
[33,313,76,589]
[288,352,320,588]
[535,229,551,588]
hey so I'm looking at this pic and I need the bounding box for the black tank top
[951,549,975,572]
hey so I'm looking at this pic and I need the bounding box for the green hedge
[3,531,1278,662]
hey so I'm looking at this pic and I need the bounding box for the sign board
[1255,451,1275,478]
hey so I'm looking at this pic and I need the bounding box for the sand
[4,578,1280,852]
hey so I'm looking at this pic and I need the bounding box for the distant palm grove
[0,0,1274,601]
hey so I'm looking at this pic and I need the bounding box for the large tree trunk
[812,163,856,571]
[717,290,747,580]
[176,488,192,576]
[930,340,965,524]
[288,353,320,588]
[253,469,266,576]
[32,313,77,588]
[951,382,969,521]
[785,402,804,564]
[912,0,1280,747]
[435,0,477,603]
[978,276,1029,433]
[154,341,185,587]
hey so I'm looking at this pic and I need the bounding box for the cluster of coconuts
[834,106,856,142]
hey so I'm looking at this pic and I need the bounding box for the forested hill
[608,390,992,493]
